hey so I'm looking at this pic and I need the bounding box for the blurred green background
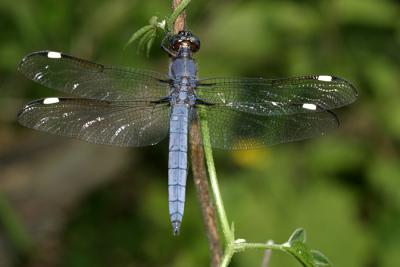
[0,0,399,266]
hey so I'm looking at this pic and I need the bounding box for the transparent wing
[197,76,357,115]
[17,98,170,147]
[18,51,170,101]
[199,106,339,150]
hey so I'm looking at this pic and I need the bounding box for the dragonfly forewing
[18,51,171,102]
[196,75,357,115]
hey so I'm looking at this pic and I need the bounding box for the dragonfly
[17,31,357,235]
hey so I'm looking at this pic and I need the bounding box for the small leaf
[138,28,156,54]
[288,228,306,244]
[149,16,166,31]
[311,250,332,266]
[149,16,159,25]
[282,229,332,267]
[125,25,154,49]
[283,241,315,267]
[125,16,167,55]
[145,31,157,57]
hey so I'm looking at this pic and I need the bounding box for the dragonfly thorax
[170,57,197,79]
[170,77,197,106]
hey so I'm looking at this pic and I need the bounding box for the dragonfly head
[169,31,200,53]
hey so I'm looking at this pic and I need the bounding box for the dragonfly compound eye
[170,31,200,53]
[189,36,200,52]
[171,40,181,51]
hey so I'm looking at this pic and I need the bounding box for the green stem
[238,242,284,251]
[199,108,233,243]
[167,0,191,32]
[221,245,235,267]
[199,108,288,267]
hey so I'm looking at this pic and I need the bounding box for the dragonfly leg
[195,98,214,106]
[196,80,217,87]
[160,34,177,57]
[150,96,171,104]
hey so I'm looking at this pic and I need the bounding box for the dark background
[0,0,399,266]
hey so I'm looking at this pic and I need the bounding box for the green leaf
[288,228,306,244]
[145,30,157,57]
[124,0,191,54]
[311,250,332,266]
[124,25,154,49]
[283,229,332,267]
[283,241,315,267]
[124,16,166,54]
[138,28,156,55]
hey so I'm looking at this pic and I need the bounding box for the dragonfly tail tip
[172,221,181,236]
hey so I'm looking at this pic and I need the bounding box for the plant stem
[190,117,222,267]
[199,108,233,243]
[169,0,191,32]
[220,244,235,267]
[198,108,286,267]
[239,243,284,250]
[199,108,235,267]
[220,241,282,267]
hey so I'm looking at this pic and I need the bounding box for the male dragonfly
[17,31,357,234]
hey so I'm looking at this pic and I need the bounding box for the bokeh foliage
[0,0,399,266]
